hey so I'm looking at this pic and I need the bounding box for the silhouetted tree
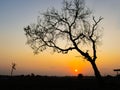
[11,63,16,76]
[24,0,103,81]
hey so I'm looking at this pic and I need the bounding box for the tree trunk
[11,69,13,76]
[90,60,102,82]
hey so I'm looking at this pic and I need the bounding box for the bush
[77,74,83,79]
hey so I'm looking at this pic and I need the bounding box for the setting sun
[75,69,78,72]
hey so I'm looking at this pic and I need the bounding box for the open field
[0,75,120,90]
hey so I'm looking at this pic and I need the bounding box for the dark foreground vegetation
[0,75,120,90]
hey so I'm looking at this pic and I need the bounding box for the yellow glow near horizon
[75,69,78,72]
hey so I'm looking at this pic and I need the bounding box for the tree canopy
[24,0,103,81]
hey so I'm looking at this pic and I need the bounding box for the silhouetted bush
[77,73,83,79]
[105,75,113,78]
[116,74,120,78]
[31,73,35,77]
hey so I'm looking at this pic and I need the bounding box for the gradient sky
[0,0,120,76]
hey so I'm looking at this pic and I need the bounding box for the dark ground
[0,75,120,90]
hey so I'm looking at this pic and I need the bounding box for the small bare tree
[24,0,103,81]
[11,63,16,76]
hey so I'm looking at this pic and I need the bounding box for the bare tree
[24,0,103,81]
[11,63,16,76]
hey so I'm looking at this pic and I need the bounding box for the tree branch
[73,33,84,41]
[90,16,103,61]
[90,16,103,38]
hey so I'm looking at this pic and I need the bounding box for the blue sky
[0,0,120,76]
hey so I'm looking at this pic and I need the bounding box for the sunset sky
[0,0,120,76]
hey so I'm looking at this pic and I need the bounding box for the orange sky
[0,0,120,76]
